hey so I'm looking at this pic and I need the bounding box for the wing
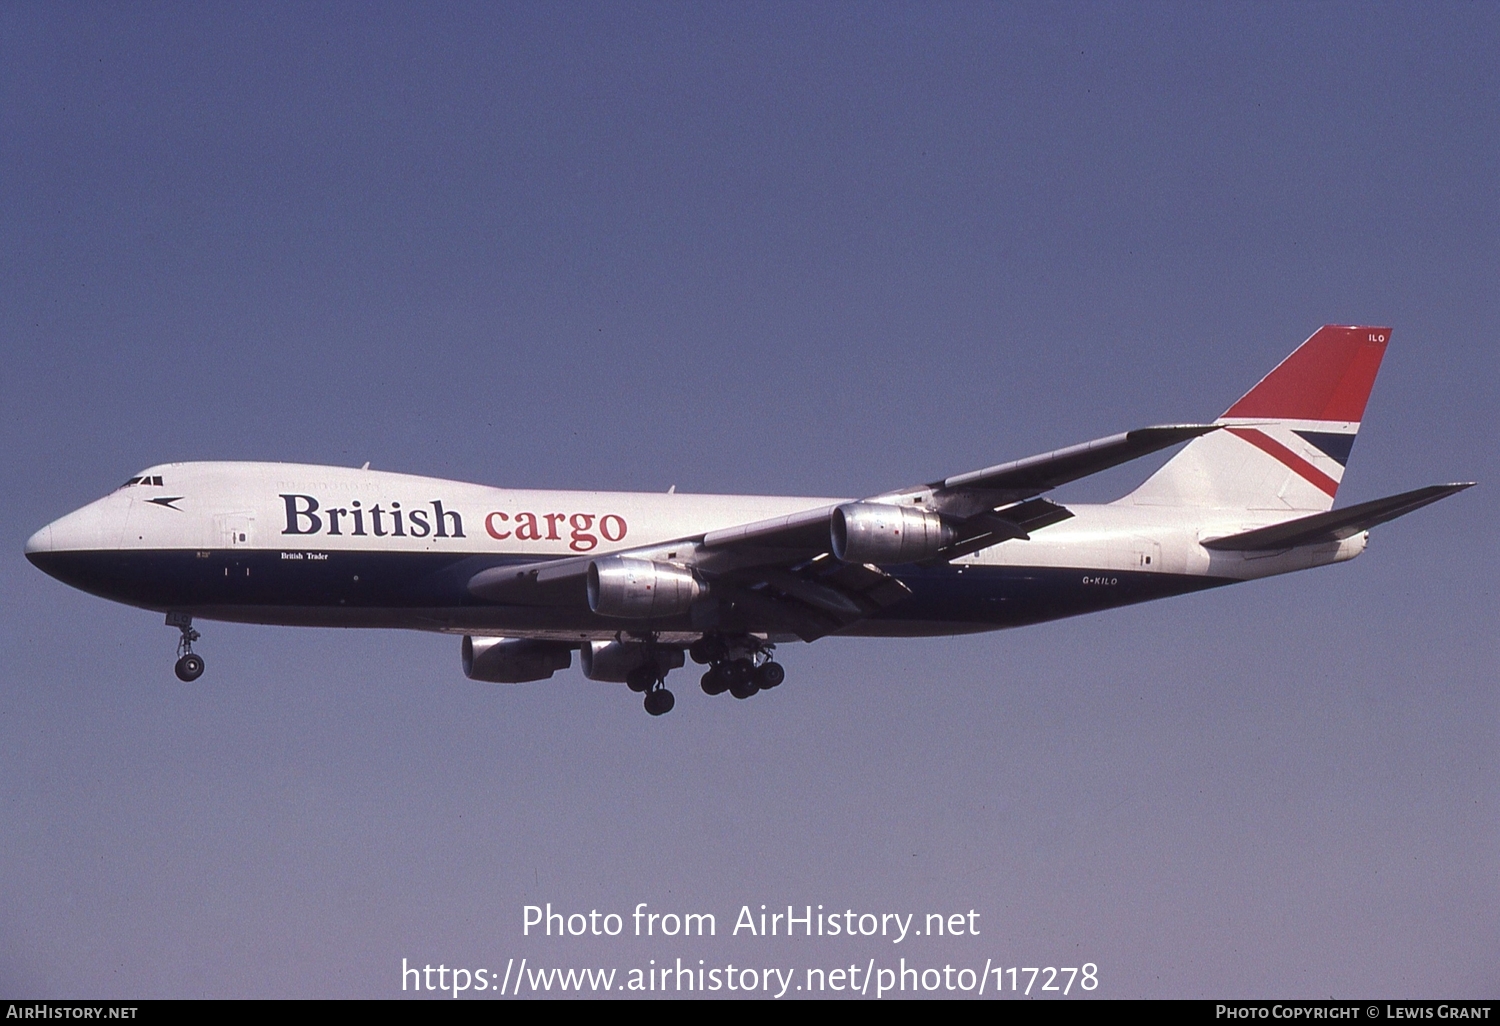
[468,423,1217,639]
[895,424,1219,516]
[892,423,1217,562]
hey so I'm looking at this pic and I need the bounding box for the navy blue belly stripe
[26,548,1233,633]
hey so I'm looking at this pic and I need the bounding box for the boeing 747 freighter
[26,326,1470,715]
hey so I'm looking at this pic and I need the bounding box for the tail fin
[1124,325,1390,511]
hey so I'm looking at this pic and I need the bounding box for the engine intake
[586,556,702,619]
[462,636,573,683]
[831,502,955,564]
[580,641,685,683]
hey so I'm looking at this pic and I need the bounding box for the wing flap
[708,555,913,641]
[928,497,1076,563]
[1201,483,1473,551]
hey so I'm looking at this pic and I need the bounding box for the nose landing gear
[167,612,204,682]
[175,653,204,682]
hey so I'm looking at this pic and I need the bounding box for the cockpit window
[117,475,164,489]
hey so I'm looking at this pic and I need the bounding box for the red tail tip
[1222,325,1390,422]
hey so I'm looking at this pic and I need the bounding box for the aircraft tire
[644,689,675,716]
[174,654,205,682]
[728,661,758,699]
[754,661,785,689]
[701,666,730,696]
[626,667,654,693]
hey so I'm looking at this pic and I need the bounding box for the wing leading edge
[922,425,1219,505]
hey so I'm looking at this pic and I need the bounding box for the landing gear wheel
[754,661,785,689]
[701,665,730,696]
[644,688,675,716]
[626,666,655,693]
[689,638,716,665]
[727,659,758,699]
[168,613,204,682]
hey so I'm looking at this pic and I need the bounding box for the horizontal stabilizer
[1201,483,1473,551]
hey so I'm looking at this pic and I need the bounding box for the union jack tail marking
[1125,326,1390,512]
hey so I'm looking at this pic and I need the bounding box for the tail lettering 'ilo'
[1124,326,1390,512]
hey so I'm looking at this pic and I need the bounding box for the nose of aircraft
[25,491,147,602]
[24,523,53,563]
[24,497,122,577]
[24,518,66,582]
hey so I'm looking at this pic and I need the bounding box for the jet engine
[831,502,955,564]
[579,640,685,683]
[462,636,573,683]
[586,556,702,619]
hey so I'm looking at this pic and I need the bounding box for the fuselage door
[217,513,255,548]
[1133,537,1162,571]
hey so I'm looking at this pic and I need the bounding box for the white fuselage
[25,461,1365,642]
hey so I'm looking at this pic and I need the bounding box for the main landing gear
[609,632,786,716]
[692,633,785,701]
[642,686,675,717]
[167,612,204,682]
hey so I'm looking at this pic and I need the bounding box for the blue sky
[2,2,1495,997]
